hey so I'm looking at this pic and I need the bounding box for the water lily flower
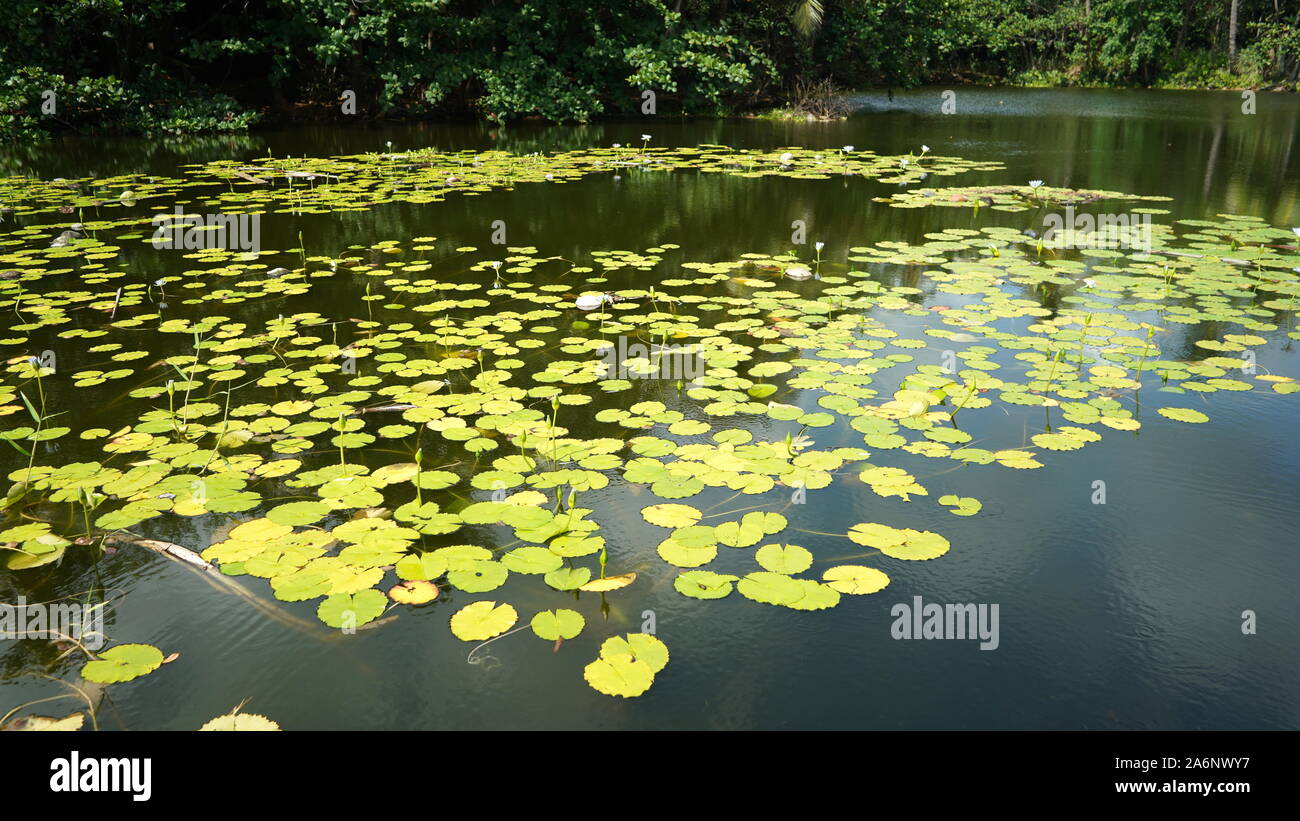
[1083,278,1097,288]
[921,145,930,153]
[575,293,608,311]
[784,265,813,280]
[641,134,652,142]
[1292,227,1300,237]
[815,241,825,252]
[1029,180,1044,188]
[787,433,816,453]
[612,143,621,148]
[900,158,909,167]
[779,152,794,164]
[842,145,854,153]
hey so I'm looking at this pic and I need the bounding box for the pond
[1,87,1298,730]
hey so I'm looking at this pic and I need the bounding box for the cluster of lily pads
[0,144,1000,224]
[2,144,1298,712]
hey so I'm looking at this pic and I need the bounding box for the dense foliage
[2,0,1297,138]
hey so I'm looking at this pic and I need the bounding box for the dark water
[2,87,1298,729]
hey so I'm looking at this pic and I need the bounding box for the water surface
[2,87,1297,729]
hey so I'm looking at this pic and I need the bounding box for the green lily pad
[317,589,387,628]
[449,600,518,641]
[81,644,164,684]
[530,609,585,641]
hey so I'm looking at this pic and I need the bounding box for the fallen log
[106,535,213,571]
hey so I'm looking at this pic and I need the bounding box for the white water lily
[1292,227,1300,237]
[815,241,825,251]
[641,134,652,142]
[779,152,794,163]
[575,293,609,311]
[900,158,908,166]
[1082,278,1097,288]
[784,265,813,280]
[842,145,854,152]
[921,145,930,153]
[612,143,621,148]
[1028,180,1043,188]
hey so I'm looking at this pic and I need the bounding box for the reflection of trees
[1,134,265,179]
[1160,318,1226,363]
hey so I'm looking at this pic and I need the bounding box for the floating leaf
[937,494,982,516]
[846,523,908,549]
[394,551,450,581]
[199,712,281,731]
[81,644,164,684]
[266,500,329,526]
[599,633,670,673]
[737,572,804,605]
[1157,407,1209,423]
[317,589,387,628]
[640,503,702,528]
[879,529,951,561]
[579,572,636,592]
[583,653,655,698]
[674,570,738,599]
[530,609,585,641]
[822,565,890,594]
[2,712,85,731]
[388,580,438,604]
[449,600,518,641]
[755,543,813,574]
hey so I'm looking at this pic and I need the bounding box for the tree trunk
[1174,1,1190,57]
[1228,0,1239,70]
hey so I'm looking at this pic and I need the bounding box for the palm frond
[791,0,825,40]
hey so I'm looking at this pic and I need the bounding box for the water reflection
[1,88,1298,729]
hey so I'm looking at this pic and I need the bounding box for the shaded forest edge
[3,0,1298,140]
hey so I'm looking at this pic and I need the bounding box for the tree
[1228,0,1239,69]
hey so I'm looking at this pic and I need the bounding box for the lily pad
[450,600,518,641]
[81,644,164,684]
